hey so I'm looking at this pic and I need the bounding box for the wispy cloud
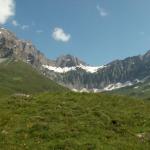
[52,27,71,42]
[0,0,15,24]
[12,20,19,26]
[21,25,29,30]
[96,5,108,17]
[36,30,43,34]
[12,20,30,30]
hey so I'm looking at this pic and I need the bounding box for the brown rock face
[0,28,49,67]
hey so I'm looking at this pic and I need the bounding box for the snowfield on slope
[43,64,106,73]
[72,81,133,93]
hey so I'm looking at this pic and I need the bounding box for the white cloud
[12,19,19,26]
[0,0,15,24]
[12,20,30,30]
[97,5,108,17]
[52,27,71,42]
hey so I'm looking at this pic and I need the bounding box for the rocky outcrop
[55,54,86,67]
[0,28,50,67]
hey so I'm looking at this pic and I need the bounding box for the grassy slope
[0,60,68,96]
[0,92,150,150]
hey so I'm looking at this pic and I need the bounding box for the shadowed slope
[0,59,68,96]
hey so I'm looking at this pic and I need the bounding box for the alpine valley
[1,27,150,149]
[1,27,150,95]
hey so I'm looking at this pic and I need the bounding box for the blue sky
[1,0,150,65]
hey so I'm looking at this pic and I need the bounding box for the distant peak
[55,54,86,67]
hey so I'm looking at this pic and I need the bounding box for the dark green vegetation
[0,60,68,97]
[0,92,150,150]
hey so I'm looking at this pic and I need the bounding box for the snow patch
[72,81,133,93]
[134,86,139,89]
[103,81,133,91]
[43,64,106,73]
[0,28,6,30]
[72,89,78,92]
[77,64,105,73]
[43,65,76,73]
[80,88,89,93]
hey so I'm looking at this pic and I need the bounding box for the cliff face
[55,54,86,67]
[0,28,50,67]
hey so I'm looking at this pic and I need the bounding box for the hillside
[0,59,68,97]
[0,92,150,149]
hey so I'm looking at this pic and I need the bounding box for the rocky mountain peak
[55,54,86,67]
[0,27,49,67]
[143,50,150,61]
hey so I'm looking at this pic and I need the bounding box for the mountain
[0,59,68,97]
[2,27,150,93]
[0,28,54,67]
[55,54,86,67]
[44,52,150,92]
